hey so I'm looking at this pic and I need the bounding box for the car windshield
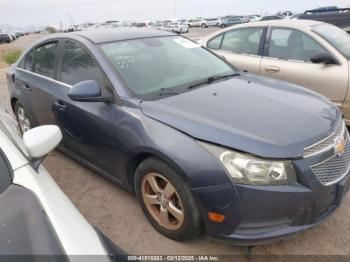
[312,24,350,59]
[101,36,235,100]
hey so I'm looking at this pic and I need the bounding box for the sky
[1,0,350,29]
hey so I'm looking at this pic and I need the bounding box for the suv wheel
[135,157,202,241]
[15,102,32,134]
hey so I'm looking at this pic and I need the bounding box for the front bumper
[191,164,350,246]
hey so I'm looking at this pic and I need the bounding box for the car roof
[246,19,323,28]
[45,28,176,44]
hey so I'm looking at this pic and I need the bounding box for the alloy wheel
[141,172,184,230]
[17,106,31,133]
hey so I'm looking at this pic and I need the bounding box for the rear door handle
[264,66,280,73]
[54,100,67,111]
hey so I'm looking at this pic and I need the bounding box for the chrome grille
[304,121,345,157]
[311,138,350,186]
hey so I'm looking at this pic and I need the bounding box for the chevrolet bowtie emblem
[335,137,346,156]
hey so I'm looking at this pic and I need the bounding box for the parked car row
[0,31,24,43]
[59,5,350,38]
[65,12,291,35]
[5,20,350,248]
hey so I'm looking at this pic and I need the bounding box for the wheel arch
[127,147,192,193]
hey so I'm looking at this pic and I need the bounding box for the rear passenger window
[33,42,58,78]
[207,34,223,50]
[61,41,105,87]
[221,27,263,55]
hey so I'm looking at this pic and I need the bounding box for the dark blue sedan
[6,28,350,245]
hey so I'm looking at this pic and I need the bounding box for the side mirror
[68,80,111,102]
[311,52,338,65]
[23,125,62,159]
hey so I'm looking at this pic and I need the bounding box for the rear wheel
[135,157,202,241]
[201,23,207,28]
[15,102,32,134]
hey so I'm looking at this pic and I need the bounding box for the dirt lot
[0,29,350,257]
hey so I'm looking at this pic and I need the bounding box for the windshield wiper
[158,88,180,96]
[187,72,240,90]
[158,72,240,96]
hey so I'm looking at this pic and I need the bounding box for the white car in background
[76,23,97,31]
[0,108,124,259]
[168,22,189,33]
[248,15,262,22]
[187,19,202,27]
[152,22,174,32]
[200,18,219,27]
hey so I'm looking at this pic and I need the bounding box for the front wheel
[201,23,207,28]
[135,157,202,241]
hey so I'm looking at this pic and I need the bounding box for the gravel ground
[0,29,350,258]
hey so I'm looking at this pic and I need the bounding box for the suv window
[268,28,328,62]
[61,40,108,89]
[33,42,58,78]
[221,27,263,55]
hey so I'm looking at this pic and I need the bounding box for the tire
[15,102,33,134]
[201,23,207,28]
[134,157,202,241]
[220,24,225,28]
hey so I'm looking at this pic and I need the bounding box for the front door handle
[53,100,67,111]
[264,66,280,73]
[23,84,31,90]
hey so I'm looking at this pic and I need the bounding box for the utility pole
[68,14,77,30]
[174,0,177,18]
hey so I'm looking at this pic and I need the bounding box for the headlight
[198,141,297,185]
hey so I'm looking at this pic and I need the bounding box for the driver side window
[60,40,112,94]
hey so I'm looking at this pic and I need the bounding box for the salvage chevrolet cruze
[6,28,350,245]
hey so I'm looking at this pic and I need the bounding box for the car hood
[140,74,341,159]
